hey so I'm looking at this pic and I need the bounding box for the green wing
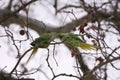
[59,32,99,50]
[31,32,57,48]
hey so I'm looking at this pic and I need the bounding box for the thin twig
[46,48,55,76]
[53,44,58,66]
[10,47,33,76]
[52,73,80,80]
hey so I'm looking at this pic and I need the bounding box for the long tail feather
[26,48,38,64]
[80,43,99,50]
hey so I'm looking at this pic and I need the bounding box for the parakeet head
[31,41,49,48]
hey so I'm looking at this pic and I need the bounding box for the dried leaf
[96,57,104,63]
[90,25,98,30]
[78,19,88,33]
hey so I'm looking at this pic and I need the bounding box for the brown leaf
[90,25,98,30]
[96,57,104,64]
[78,19,88,33]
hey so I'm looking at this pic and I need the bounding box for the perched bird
[27,32,99,63]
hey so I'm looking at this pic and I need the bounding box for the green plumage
[27,32,57,63]
[27,32,99,63]
[31,32,57,48]
[59,33,99,50]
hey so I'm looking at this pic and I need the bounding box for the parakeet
[26,32,57,63]
[59,32,99,50]
[27,32,99,63]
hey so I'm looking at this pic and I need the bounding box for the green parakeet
[59,32,99,50]
[27,32,57,63]
[27,32,99,63]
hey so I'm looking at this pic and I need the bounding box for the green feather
[26,48,38,63]
[59,32,99,50]
[31,32,57,48]
[26,32,57,63]
[27,32,99,63]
